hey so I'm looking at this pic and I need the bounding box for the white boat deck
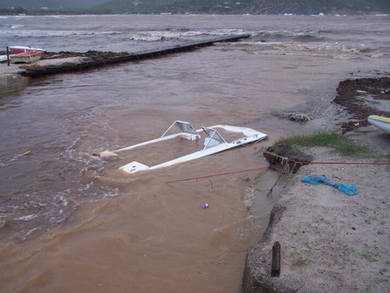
[100,121,267,175]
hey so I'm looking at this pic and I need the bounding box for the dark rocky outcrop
[334,77,390,132]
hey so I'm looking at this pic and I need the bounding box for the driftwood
[271,241,281,277]
[263,145,313,174]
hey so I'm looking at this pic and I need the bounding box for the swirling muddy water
[1,14,390,292]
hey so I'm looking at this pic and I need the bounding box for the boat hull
[9,46,44,55]
[107,122,268,174]
[368,115,390,134]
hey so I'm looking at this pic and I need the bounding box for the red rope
[166,160,390,184]
[165,166,268,183]
[311,161,390,165]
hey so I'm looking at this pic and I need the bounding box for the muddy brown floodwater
[1,147,266,293]
[1,14,390,293]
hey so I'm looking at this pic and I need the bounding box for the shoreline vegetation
[277,132,369,156]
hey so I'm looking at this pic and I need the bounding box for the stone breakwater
[1,35,249,96]
[0,65,28,97]
[17,35,250,77]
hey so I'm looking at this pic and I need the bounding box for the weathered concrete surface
[243,131,390,292]
[30,56,88,67]
[0,64,28,97]
[20,35,250,77]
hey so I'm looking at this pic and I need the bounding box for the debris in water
[0,218,6,229]
[20,149,32,156]
[16,214,38,221]
[100,150,119,160]
[287,112,311,123]
[201,202,209,209]
[24,227,39,238]
[100,120,267,174]
[263,145,313,174]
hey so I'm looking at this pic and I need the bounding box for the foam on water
[127,28,246,41]
[0,29,119,37]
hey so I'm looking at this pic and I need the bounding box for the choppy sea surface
[0,14,390,293]
[0,14,390,52]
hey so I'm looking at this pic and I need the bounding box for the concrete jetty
[0,64,28,96]
[19,34,250,77]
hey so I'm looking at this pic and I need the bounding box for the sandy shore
[243,92,390,292]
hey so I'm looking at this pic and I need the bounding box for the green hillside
[1,0,389,14]
[94,0,390,14]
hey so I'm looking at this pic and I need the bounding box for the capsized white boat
[100,121,267,174]
[368,115,390,134]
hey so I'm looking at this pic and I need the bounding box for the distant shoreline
[0,12,389,16]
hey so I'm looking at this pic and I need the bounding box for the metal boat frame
[101,121,267,174]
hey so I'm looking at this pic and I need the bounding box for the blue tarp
[302,175,358,196]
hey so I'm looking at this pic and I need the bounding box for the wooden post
[6,46,10,66]
[271,241,281,277]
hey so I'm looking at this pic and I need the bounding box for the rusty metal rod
[271,241,281,277]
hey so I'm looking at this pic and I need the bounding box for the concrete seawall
[1,34,249,96]
[0,65,28,97]
[20,34,250,77]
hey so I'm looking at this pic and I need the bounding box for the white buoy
[100,150,119,160]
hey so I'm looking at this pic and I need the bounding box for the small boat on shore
[368,115,390,134]
[9,46,44,55]
[7,46,45,64]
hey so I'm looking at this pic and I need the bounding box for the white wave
[128,28,246,42]
[16,214,38,221]
[10,24,24,29]
[0,29,119,37]
[235,38,377,58]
